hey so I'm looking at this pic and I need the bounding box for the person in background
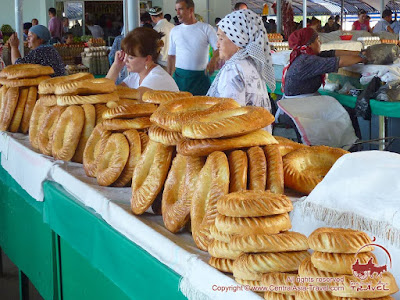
[86,20,104,39]
[71,20,83,37]
[234,2,248,10]
[164,14,172,23]
[352,9,371,32]
[323,16,337,33]
[373,9,394,33]
[334,15,341,30]
[109,27,127,85]
[173,16,180,26]
[48,7,63,43]
[23,22,32,41]
[63,17,70,35]
[168,0,218,95]
[106,27,178,92]
[8,25,65,76]
[207,9,275,114]
[64,32,74,44]
[31,18,39,26]
[308,17,322,32]
[214,17,221,31]
[140,12,153,28]
[268,19,277,33]
[149,7,175,69]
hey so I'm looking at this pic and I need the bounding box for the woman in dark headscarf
[279,27,364,149]
[8,25,65,77]
[283,27,364,96]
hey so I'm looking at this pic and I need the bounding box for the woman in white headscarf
[207,9,275,111]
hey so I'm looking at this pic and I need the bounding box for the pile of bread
[210,190,309,298]
[0,64,52,133]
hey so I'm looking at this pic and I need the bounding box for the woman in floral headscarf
[207,9,275,111]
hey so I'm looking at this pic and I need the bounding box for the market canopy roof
[243,0,399,16]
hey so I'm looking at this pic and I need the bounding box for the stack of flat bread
[210,190,309,299]
[0,64,53,133]
[296,227,399,299]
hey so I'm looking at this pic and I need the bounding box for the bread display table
[0,132,262,300]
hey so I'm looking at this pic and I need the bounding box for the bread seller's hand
[9,33,19,48]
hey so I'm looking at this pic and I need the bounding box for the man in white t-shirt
[167,0,218,95]
[149,6,175,69]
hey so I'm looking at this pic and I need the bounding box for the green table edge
[42,180,187,300]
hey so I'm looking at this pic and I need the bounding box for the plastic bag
[337,82,356,95]
[375,80,400,102]
[365,44,400,65]
[355,76,382,120]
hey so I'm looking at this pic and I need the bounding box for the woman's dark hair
[121,27,164,62]
[358,9,367,16]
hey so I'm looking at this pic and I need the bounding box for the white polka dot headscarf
[216,9,275,92]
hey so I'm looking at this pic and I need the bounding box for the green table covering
[42,181,186,300]
[269,81,400,118]
[0,156,59,300]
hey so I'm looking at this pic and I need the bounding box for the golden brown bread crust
[150,96,240,132]
[208,257,234,273]
[215,213,292,235]
[57,92,119,106]
[148,125,184,146]
[308,227,374,253]
[102,103,158,119]
[209,224,233,243]
[131,140,173,215]
[20,86,38,134]
[38,73,94,94]
[283,146,349,195]
[101,118,152,131]
[191,151,229,251]
[182,106,275,139]
[207,240,242,259]
[71,104,96,163]
[162,155,204,233]
[0,87,20,131]
[262,273,298,295]
[240,251,310,273]
[230,231,308,253]
[141,90,192,104]
[274,136,308,157]
[9,87,28,132]
[234,278,263,288]
[264,144,284,194]
[217,190,293,217]
[264,292,296,300]
[37,95,57,107]
[37,106,65,156]
[29,103,51,149]
[228,150,248,193]
[55,78,116,95]
[177,130,278,157]
[0,76,51,87]
[52,105,85,161]
[296,290,395,300]
[311,251,377,275]
[247,146,267,190]
[138,131,149,152]
[233,254,263,280]
[94,104,107,125]
[298,257,341,283]
[96,133,130,186]
[83,124,111,177]
[112,129,142,187]
[116,85,139,99]
[1,64,54,79]
[332,273,398,298]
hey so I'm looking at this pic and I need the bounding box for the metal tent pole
[127,0,140,31]
[277,0,282,34]
[381,0,385,17]
[303,0,307,28]
[15,0,24,57]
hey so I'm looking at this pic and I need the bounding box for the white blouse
[208,58,271,111]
